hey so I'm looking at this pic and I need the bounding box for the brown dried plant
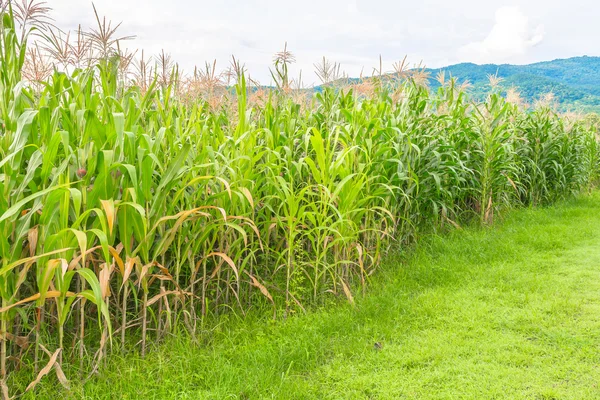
[132,50,153,93]
[156,49,175,87]
[13,0,54,36]
[115,41,137,83]
[535,92,557,109]
[197,60,223,92]
[223,56,246,86]
[487,73,504,90]
[270,42,295,92]
[86,3,135,60]
[351,78,375,99]
[273,42,295,65]
[506,87,525,108]
[290,70,311,110]
[372,54,384,79]
[41,28,72,69]
[314,57,343,85]
[70,25,93,69]
[248,77,268,108]
[392,55,410,81]
[410,69,430,88]
[457,78,472,92]
[436,70,446,86]
[22,43,52,91]
[182,60,227,109]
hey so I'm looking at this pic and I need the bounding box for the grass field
[25,192,600,399]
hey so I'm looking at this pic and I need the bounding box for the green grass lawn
[33,194,600,399]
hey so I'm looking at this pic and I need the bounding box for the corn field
[0,2,599,396]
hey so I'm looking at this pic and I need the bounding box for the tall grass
[0,3,598,396]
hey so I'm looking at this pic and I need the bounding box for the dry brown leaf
[121,256,138,289]
[5,332,30,349]
[25,348,61,392]
[0,291,76,313]
[239,187,254,208]
[245,271,274,303]
[99,263,114,299]
[28,226,38,257]
[206,252,239,282]
[100,199,116,235]
[68,245,102,270]
[1,378,10,400]
[54,363,70,390]
[109,246,125,276]
[340,279,355,306]
[485,196,493,223]
[147,290,192,307]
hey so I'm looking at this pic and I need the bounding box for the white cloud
[458,6,545,64]
[347,0,359,14]
[36,1,599,83]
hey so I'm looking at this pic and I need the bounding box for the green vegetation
[426,56,600,113]
[0,3,599,398]
[20,193,600,399]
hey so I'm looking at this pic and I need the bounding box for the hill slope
[426,56,600,112]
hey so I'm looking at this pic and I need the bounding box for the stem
[201,259,206,325]
[1,298,6,380]
[58,323,64,362]
[121,283,128,352]
[285,234,294,318]
[79,280,85,374]
[157,287,163,341]
[141,290,148,358]
[34,305,43,373]
[188,254,196,335]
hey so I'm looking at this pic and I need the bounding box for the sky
[48,0,599,86]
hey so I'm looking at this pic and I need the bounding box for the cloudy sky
[48,0,598,85]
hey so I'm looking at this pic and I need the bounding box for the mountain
[425,56,600,113]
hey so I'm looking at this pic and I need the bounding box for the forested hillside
[426,56,600,112]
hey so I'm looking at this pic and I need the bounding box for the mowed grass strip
[30,193,600,399]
